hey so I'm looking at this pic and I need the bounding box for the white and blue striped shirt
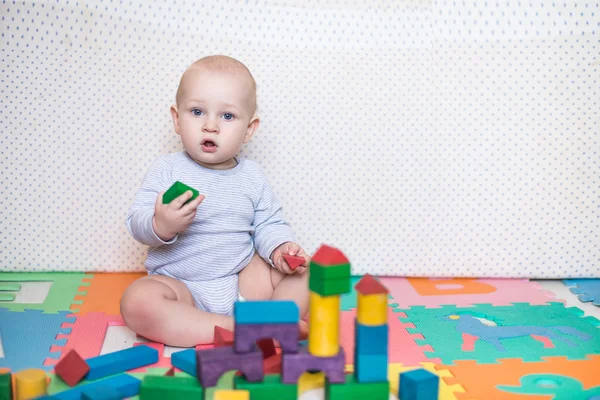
[125,151,295,314]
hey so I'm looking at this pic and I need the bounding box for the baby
[121,55,310,347]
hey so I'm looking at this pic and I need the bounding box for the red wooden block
[214,326,234,347]
[164,367,175,376]
[263,353,282,374]
[54,349,90,387]
[355,274,389,295]
[311,244,349,266]
[257,338,277,359]
[283,254,305,270]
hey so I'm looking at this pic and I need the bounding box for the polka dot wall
[0,1,598,277]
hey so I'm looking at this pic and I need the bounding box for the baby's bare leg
[120,275,233,347]
[239,253,309,317]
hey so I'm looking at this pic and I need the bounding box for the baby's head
[171,55,259,170]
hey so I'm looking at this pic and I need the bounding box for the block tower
[354,274,389,383]
[279,244,351,384]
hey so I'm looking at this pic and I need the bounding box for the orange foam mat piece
[439,355,600,400]
[71,273,145,315]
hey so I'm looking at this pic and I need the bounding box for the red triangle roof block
[283,254,304,270]
[214,325,234,347]
[311,244,349,266]
[355,274,389,295]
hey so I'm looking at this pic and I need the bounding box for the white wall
[1,0,598,277]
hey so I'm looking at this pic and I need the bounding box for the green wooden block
[309,260,351,280]
[139,375,203,399]
[0,372,12,400]
[309,273,351,296]
[234,374,297,400]
[325,374,389,400]
[162,181,199,205]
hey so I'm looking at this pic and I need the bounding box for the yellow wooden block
[308,291,340,357]
[357,292,387,326]
[214,389,250,400]
[14,368,46,400]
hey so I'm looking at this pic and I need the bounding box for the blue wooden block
[354,353,387,383]
[355,321,388,355]
[234,300,299,324]
[85,345,158,381]
[171,348,196,376]
[399,368,439,400]
[81,384,122,400]
[46,374,141,400]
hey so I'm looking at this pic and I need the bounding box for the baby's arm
[253,178,295,265]
[125,157,175,247]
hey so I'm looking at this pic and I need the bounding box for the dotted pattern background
[1,1,598,277]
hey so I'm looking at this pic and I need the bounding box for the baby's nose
[203,119,219,132]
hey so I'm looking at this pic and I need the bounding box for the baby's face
[172,69,257,169]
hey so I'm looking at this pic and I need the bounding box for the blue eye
[222,113,234,120]
[191,109,204,116]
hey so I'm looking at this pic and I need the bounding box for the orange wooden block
[71,273,145,315]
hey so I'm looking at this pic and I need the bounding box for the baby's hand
[152,190,205,241]
[271,242,310,274]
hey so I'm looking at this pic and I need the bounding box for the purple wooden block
[234,323,299,354]
[196,346,263,387]
[281,346,346,384]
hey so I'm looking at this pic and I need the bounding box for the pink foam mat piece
[377,277,558,308]
[340,308,439,366]
[45,312,123,367]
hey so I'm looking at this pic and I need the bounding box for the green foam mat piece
[0,293,16,301]
[0,272,89,313]
[0,283,21,291]
[396,302,600,364]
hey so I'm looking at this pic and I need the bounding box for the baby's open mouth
[201,139,218,152]
[203,140,216,147]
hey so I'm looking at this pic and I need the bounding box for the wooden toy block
[355,320,388,355]
[309,244,351,280]
[162,181,200,205]
[0,371,12,400]
[308,291,340,357]
[214,389,250,400]
[309,274,351,296]
[196,345,263,388]
[263,353,282,374]
[54,349,90,387]
[234,300,299,325]
[311,244,350,268]
[171,348,196,376]
[234,323,299,354]
[281,346,345,384]
[234,373,297,400]
[85,344,158,380]
[354,353,387,383]
[257,338,277,359]
[14,368,46,400]
[214,325,234,347]
[164,367,175,376]
[325,373,389,400]
[49,374,141,400]
[399,368,439,400]
[139,375,203,399]
[356,274,389,326]
[81,384,122,400]
[282,254,304,270]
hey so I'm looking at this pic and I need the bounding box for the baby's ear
[170,105,181,135]
[243,116,260,143]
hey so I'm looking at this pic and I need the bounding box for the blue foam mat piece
[563,279,600,306]
[0,308,74,372]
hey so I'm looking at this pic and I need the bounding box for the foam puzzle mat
[1,273,599,399]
